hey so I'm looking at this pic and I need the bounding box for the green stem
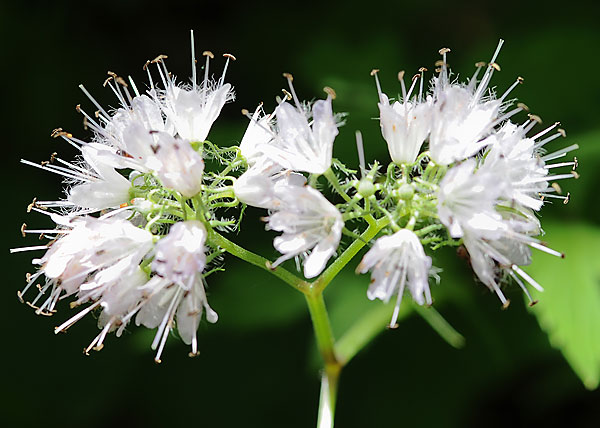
[312,217,389,294]
[306,293,341,428]
[324,168,352,202]
[208,230,309,293]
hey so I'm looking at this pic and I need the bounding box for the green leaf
[527,222,600,389]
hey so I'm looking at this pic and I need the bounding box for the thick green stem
[306,293,341,428]
[208,230,309,293]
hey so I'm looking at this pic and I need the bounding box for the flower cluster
[13,36,576,360]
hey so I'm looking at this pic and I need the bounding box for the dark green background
[2,0,599,426]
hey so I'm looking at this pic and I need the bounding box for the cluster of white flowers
[13,35,576,358]
[14,32,233,361]
[361,40,577,316]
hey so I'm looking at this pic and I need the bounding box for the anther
[323,86,336,99]
[21,223,27,238]
[265,261,276,271]
[281,89,293,100]
[439,47,451,55]
[528,300,539,307]
[202,51,214,58]
[501,299,511,310]
[573,157,578,170]
[75,104,81,113]
[107,71,117,78]
[142,60,151,71]
[490,62,501,71]
[517,102,530,112]
[116,76,128,87]
[563,192,571,205]
[26,198,37,213]
[102,76,113,87]
[571,171,580,179]
[397,70,405,81]
[282,72,294,81]
[475,61,486,68]
[370,69,379,76]
[16,290,24,303]
[411,73,420,81]
[528,114,542,123]
[517,76,524,83]
[418,67,428,72]
[558,128,566,137]
[552,182,563,194]
[241,108,250,116]
[434,60,445,67]
[223,53,236,61]
[50,152,57,163]
[151,54,168,63]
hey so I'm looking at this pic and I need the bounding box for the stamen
[219,53,235,87]
[512,264,544,292]
[54,300,102,334]
[532,121,560,140]
[466,61,487,92]
[541,144,579,162]
[418,67,427,102]
[79,84,110,120]
[498,76,524,102]
[190,30,197,90]
[283,72,303,111]
[529,242,564,258]
[355,130,366,178]
[471,39,504,106]
[371,69,383,100]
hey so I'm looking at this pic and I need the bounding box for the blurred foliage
[528,221,600,390]
[2,0,600,427]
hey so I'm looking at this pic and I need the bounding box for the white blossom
[159,43,235,142]
[233,158,306,209]
[357,229,433,327]
[260,77,339,174]
[437,159,503,239]
[437,159,564,305]
[481,120,577,211]
[428,41,526,165]
[239,105,275,165]
[372,69,431,164]
[152,133,205,198]
[267,184,343,278]
[136,221,218,362]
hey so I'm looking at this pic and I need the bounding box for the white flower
[371,70,431,164]
[239,105,275,165]
[267,184,344,278]
[357,229,433,327]
[66,144,132,209]
[428,41,525,165]
[233,158,306,209]
[152,220,208,283]
[437,159,564,305]
[378,92,431,164]
[14,215,153,353]
[159,50,235,142]
[152,133,205,198]
[260,77,339,174]
[481,120,577,211]
[136,220,218,362]
[437,159,503,239]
